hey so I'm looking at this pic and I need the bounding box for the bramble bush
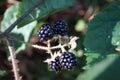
[0,0,120,80]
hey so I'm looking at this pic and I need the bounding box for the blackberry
[38,24,54,41]
[60,52,77,69]
[53,20,67,36]
[49,56,62,72]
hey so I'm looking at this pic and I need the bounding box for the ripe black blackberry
[53,20,67,36]
[38,24,54,41]
[60,52,77,69]
[49,56,62,72]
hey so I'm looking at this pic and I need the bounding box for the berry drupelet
[53,20,67,36]
[49,56,62,72]
[38,24,54,41]
[60,52,77,69]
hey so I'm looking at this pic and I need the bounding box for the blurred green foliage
[17,0,76,27]
[84,0,120,54]
[76,54,120,80]
[0,0,120,80]
[1,4,37,53]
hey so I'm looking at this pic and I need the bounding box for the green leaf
[83,52,119,69]
[112,21,120,48]
[1,4,37,53]
[17,0,76,27]
[76,54,120,80]
[11,21,37,53]
[0,4,17,32]
[83,1,120,54]
[83,52,101,69]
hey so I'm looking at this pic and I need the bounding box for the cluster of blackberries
[37,20,77,72]
[38,20,67,41]
[49,52,77,72]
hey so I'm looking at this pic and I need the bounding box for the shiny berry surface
[60,52,77,69]
[38,24,54,41]
[49,56,62,72]
[53,20,67,36]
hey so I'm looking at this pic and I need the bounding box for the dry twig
[7,39,21,80]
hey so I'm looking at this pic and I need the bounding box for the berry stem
[7,35,79,55]
[59,44,66,52]
[31,42,68,50]
[58,35,62,44]
[50,43,69,50]
[47,40,53,57]
[58,35,66,52]
[32,45,48,50]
